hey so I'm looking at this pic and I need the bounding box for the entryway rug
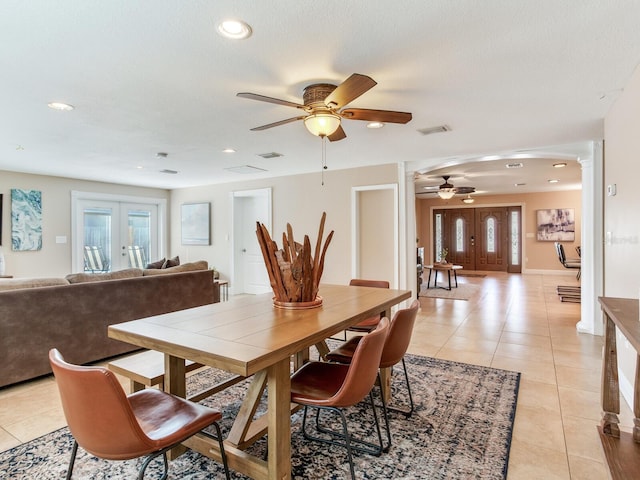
[419,283,478,301]
[0,355,520,480]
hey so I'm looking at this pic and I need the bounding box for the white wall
[603,62,640,404]
[169,164,399,287]
[0,170,168,277]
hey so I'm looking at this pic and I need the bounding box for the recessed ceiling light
[216,19,252,39]
[136,166,143,170]
[48,102,74,111]
[548,179,559,183]
[553,162,567,168]
[367,122,384,129]
[222,148,236,153]
[514,183,526,187]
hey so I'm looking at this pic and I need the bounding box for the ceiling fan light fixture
[462,195,475,204]
[304,113,341,137]
[437,189,456,200]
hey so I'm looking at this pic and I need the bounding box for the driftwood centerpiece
[256,212,334,308]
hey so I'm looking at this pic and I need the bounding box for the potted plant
[439,248,449,264]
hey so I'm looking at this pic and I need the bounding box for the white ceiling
[1,1,639,193]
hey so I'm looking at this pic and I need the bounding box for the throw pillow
[146,258,165,269]
[162,255,180,268]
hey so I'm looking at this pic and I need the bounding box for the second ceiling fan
[417,176,477,199]
[237,73,412,141]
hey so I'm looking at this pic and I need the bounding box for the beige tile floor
[0,272,629,479]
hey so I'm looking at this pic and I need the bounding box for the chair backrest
[554,242,567,264]
[84,245,109,272]
[349,278,390,289]
[127,246,147,268]
[331,317,389,407]
[49,349,155,460]
[379,299,420,369]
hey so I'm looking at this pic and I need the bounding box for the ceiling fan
[417,176,476,200]
[237,73,412,141]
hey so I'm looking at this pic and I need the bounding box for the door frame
[428,201,526,272]
[230,187,272,296]
[71,191,167,273]
[351,183,399,288]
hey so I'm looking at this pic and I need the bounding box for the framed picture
[11,188,43,251]
[536,208,575,241]
[181,202,210,245]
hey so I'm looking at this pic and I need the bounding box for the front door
[433,206,521,272]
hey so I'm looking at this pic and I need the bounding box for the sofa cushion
[0,277,70,291]
[66,268,143,284]
[146,258,166,269]
[143,260,208,276]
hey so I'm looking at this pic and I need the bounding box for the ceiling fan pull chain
[321,136,327,186]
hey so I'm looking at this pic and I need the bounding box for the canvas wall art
[181,202,210,245]
[536,208,575,241]
[11,188,42,251]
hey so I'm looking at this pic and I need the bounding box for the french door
[433,206,521,273]
[75,200,159,272]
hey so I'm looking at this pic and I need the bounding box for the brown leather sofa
[0,267,219,388]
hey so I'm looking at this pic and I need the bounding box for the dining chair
[346,278,390,332]
[49,349,231,480]
[290,318,390,480]
[326,299,420,451]
[554,242,581,280]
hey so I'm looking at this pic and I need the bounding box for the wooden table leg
[267,357,291,480]
[165,354,188,459]
[634,353,640,442]
[601,313,621,438]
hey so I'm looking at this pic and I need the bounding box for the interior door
[233,188,272,295]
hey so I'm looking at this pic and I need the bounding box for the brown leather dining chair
[49,349,231,480]
[326,299,420,451]
[290,318,390,480]
[346,278,390,332]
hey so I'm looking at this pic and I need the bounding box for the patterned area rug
[419,283,478,300]
[0,355,519,480]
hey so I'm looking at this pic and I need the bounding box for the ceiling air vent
[505,162,523,169]
[417,125,451,136]
[224,165,267,174]
[257,152,283,159]
[160,169,178,174]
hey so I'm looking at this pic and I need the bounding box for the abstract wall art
[11,188,42,251]
[536,208,575,241]
[181,202,210,245]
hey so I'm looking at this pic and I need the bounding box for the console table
[597,297,640,479]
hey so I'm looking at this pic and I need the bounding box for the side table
[218,280,229,301]
[425,264,463,291]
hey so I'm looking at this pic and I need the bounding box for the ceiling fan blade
[237,92,305,109]
[323,74,377,109]
[327,125,347,142]
[454,186,476,194]
[340,108,412,124]
[250,116,307,131]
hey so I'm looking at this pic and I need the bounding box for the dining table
[108,283,412,480]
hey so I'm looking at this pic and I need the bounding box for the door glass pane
[435,213,443,261]
[83,208,112,272]
[487,217,496,253]
[127,209,151,268]
[455,218,464,252]
[511,210,520,265]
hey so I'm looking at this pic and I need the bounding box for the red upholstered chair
[326,299,420,451]
[49,349,230,480]
[290,318,390,480]
[347,278,390,332]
